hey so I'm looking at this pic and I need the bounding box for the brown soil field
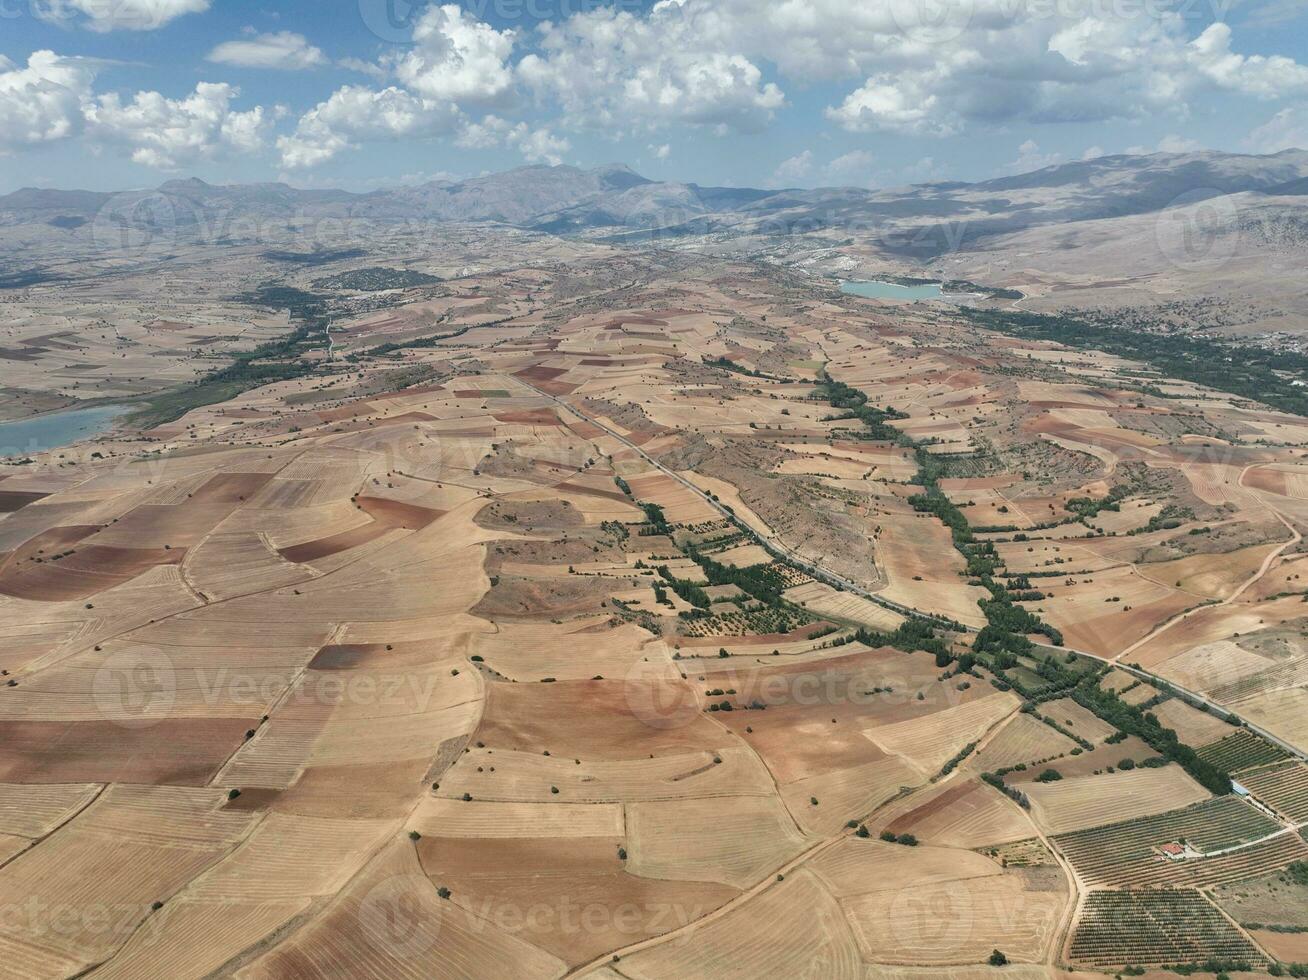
[0,249,1302,975]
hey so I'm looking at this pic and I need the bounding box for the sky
[1,0,1307,194]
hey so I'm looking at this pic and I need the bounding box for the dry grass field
[0,241,1304,977]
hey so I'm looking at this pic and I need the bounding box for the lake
[840,280,945,301]
[0,404,129,459]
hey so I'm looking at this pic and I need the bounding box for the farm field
[0,238,1305,977]
[1068,889,1266,968]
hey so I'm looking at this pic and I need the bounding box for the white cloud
[1186,22,1308,97]
[35,0,209,32]
[825,149,876,184]
[455,114,512,150]
[86,82,269,168]
[1123,135,1206,156]
[1082,145,1106,160]
[278,85,459,169]
[337,57,387,80]
[454,116,569,165]
[609,0,1308,140]
[391,4,516,108]
[1245,106,1308,153]
[0,51,95,150]
[207,32,327,71]
[826,74,947,135]
[518,6,783,134]
[771,149,813,185]
[512,126,569,166]
[1156,133,1204,153]
[650,143,671,160]
[1001,139,1063,175]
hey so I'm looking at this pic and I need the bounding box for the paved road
[518,377,1307,764]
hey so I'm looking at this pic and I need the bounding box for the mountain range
[3,150,1307,259]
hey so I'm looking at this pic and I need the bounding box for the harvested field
[1151,697,1235,748]
[617,869,863,979]
[626,795,811,887]
[864,692,1019,776]
[237,840,566,979]
[1025,765,1211,836]
[808,838,1065,965]
[878,777,1034,848]
[6,233,1306,974]
[967,712,1078,772]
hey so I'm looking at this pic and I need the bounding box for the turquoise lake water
[0,404,128,459]
[840,280,945,300]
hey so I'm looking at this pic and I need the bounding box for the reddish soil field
[418,836,737,965]
[0,544,185,600]
[492,409,561,425]
[278,496,443,563]
[0,490,48,512]
[0,718,254,784]
[475,679,728,760]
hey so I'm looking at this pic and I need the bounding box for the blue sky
[1,0,1307,193]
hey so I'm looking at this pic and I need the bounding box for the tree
[989,950,1008,966]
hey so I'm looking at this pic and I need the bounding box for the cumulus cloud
[278,85,459,169]
[1245,106,1308,153]
[1001,139,1063,175]
[0,51,95,150]
[513,127,569,165]
[454,116,569,165]
[391,4,516,107]
[825,149,877,184]
[207,31,327,71]
[826,73,947,135]
[86,82,270,168]
[650,143,671,160]
[598,0,1308,139]
[1185,22,1308,97]
[35,0,210,32]
[771,150,814,185]
[517,6,784,133]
